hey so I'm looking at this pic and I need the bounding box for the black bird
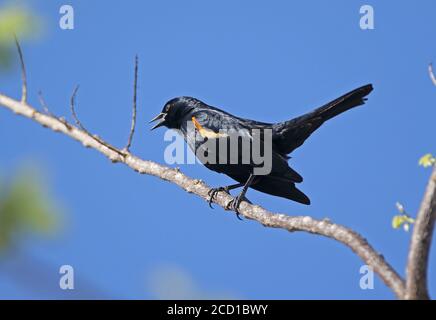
[150,84,373,217]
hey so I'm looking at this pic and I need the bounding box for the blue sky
[1,0,435,299]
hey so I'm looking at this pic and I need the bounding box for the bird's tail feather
[305,84,373,123]
[273,84,373,155]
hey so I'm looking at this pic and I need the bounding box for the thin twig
[13,35,27,104]
[39,90,72,130]
[124,55,138,152]
[70,85,85,131]
[38,91,52,115]
[429,63,436,86]
[68,85,127,158]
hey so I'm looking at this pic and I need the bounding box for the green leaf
[419,153,435,168]
[392,214,415,231]
[392,215,404,229]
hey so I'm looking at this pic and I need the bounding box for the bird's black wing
[190,109,303,183]
[272,84,373,156]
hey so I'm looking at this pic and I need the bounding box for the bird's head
[150,96,199,130]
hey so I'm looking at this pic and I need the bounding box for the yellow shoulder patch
[192,116,228,139]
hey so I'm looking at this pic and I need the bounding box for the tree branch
[405,166,436,299]
[404,64,436,299]
[0,93,406,298]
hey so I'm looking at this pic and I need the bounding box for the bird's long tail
[304,84,373,122]
[273,84,373,155]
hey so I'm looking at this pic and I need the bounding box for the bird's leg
[226,174,256,219]
[208,183,243,208]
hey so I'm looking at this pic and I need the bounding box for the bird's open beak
[149,112,167,130]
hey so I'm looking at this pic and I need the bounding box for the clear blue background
[1,0,435,299]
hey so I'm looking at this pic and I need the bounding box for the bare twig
[68,85,126,158]
[69,85,85,131]
[429,63,436,86]
[124,55,138,152]
[38,91,52,115]
[0,93,406,299]
[38,91,72,130]
[13,35,27,104]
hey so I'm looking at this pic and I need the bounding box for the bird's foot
[207,186,230,208]
[225,196,251,220]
